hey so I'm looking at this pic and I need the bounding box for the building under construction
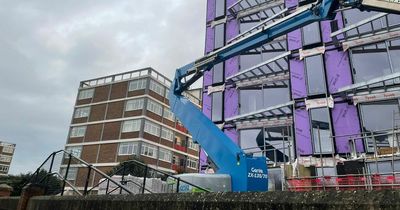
[202,0,400,190]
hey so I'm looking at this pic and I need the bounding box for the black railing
[27,150,134,195]
[87,159,211,194]
[27,150,211,196]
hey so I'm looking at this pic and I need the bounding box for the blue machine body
[168,0,400,192]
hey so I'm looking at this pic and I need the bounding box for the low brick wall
[0,197,19,210]
[1,191,400,210]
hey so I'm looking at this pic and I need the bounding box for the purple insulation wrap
[225,128,239,145]
[285,0,298,8]
[204,26,214,87]
[295,108,313,155]
[288,29,302,51]
[321,12,363,153]
[199,149,208,172]
[332,103,364,153]
[202,92,212,119]
[224,0,240,145]
[206,0,216,22]
[290,58,307,99]
[224,87,239,119]
[200,1,216,172]
[325,50,353,93]
[321,13,345,43]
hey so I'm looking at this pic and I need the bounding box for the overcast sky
[0,1,206,174]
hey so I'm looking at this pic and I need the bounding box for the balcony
[174,144,187,153]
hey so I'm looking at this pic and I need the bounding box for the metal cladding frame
[168,0,400,192]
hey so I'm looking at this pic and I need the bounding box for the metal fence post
[142,165,148,194]
[83,166,92,195]
[61,154,72,196]
[176,178,180,193]
[48,152,55,174]
[106,179,110,195]
[44,152,56,193]
[120,163,126,194]
[317,126,326,191]
[372,132,379,174]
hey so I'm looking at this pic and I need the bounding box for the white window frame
[0,165,9,173]
[163,107,175,121]
[118,142,138,155]
[2,146,14,154]
[78,89,94,100]
[129,79,147,91]
[65,146,82,158]
[0,155,12,163]
[149,80,165,96]
[186,158,198,169]
[161,127,174,141]
[158,148,172,163]
[141,143,157,158]
[147,99,163,116]
[60,167,78,180]
[187,138,199,151]
[144,120,161,136]
[125,98,144,111]
[70,126,86,138]
[122,119,141,133]
[74,107,90,118]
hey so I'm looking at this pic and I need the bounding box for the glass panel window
[144,120,161,136]
[147,99,163,116]
[0,165,9,172]
[60,167,77,180]
[302,22,321,46]
[65,146,82,158]
[141,143,157,158]
[2,146,14,154]
[129,79,147,91]
[240,88,290,115]
[389,48,400,73]
[0,155,12,163]
[310,108,333,154]
[316,167,336,176]
[212,92,223,122]
[361,100,399,149]
[74,107,90,118]
[70,126,86,137]
[305,55,326,95]
[240,54,262,71]
[352,50,391,83]
[78,89,94,100]
[214,24,225,49]
[126,98,144,111]
[158,148,172,162]
[122,119,141,133]
[213,62,224,84]
[240,129,264,157]
[163,107,175,121]
[149,80,165,96]
[215,0,225,18]
[161,127,174,141]
[343,9,382,37]
[186,158,198,169]
[118,142,138,155]
[187,138,199,151]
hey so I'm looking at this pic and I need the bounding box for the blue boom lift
[168,0,400,192]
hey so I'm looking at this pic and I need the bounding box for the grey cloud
[0,1,206,174]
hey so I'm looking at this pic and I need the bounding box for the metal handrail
[110,159,211,193]
[29,150,211,196]
[27,150,135,195]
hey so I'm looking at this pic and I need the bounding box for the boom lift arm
[168,0,400,192]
